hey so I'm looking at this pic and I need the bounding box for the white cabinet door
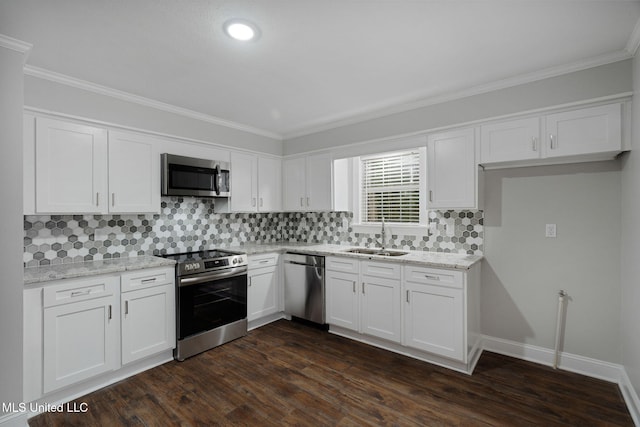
[545,103,621,158]
[480,117,541,164]
[121,284,175,365]
[427,128,476,209]
[360,275,401,343]
[258,156,282,212]
[326,269,359,331]
[108,131,160,214]
[35,117,108,213]
[43,292,119,393]
[404,282,464,361]
[230,151,258,212]
[248,267,279,321]
[306,153,332,211]
[283,157,307,211]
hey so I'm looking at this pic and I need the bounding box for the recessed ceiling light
[223,19,260,42]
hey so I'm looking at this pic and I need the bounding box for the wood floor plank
[29,320,634,427]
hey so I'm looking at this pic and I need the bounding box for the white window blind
[361,151,421,224]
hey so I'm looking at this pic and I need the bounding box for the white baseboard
[482,335,639,425]
[248,312,285,331]
[0,412,28,427]
[619,368,640,426]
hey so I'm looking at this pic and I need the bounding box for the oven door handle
[178,267,247,287]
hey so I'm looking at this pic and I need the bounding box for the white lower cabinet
[326,257,401,344]
[25,266,176,401]
[403,265,471,363]
[42,276,120,394]
[326,255,480,371]
[121,268,175,365]
[326,269,359,330]
[248,253,280,322]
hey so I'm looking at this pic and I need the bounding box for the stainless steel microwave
[161,153,230,198]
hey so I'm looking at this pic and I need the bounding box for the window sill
[351,223,429,238]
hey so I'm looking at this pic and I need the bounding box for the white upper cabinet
[108,131,160,213]
[427,128,477,210]
[480,103,624,168]
[480,117,540,164]
[35,117,108,214]
[230,152,257,212]
[230,152,282,212]
[283,153,332,211]
[258,156,282,212]
[544,103,621,158]
[30,117,161,214]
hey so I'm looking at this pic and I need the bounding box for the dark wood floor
[30,320,633,426]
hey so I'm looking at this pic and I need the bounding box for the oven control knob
[232,258,238,265]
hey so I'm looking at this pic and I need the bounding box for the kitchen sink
[344,248,408,257]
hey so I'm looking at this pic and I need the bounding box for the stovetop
[163,249,247,276]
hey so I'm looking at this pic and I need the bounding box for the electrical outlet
[545,224,557,238]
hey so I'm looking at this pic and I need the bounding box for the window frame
[353,147,428,229]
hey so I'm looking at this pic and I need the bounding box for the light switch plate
[545,224,557,238]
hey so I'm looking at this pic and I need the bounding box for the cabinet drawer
[248,253,279,269]
[361,261,401,279]
[44,275,119,308]
[404,266,463,289]
[326,256,359,274]
[121,267,174,293]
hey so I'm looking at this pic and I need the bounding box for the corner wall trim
[0,34,32,63]
[482,335,639,425]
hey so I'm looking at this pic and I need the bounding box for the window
[360,149,424,225]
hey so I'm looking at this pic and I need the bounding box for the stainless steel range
[163,249,248,361]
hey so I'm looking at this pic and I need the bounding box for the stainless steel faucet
[379,216,387,250]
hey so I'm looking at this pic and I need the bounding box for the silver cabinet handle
[352,281,356,293]
[259,260,270,264]
[141,278,157,284]
[96,192,99,207]
[125,300,129,315]
[249,277,252,287]
[425,274,440,280]
[550,134,555,149]
[300,197,304,207]
[306,197,310,207]
[252,198,256,207]
[112,193,115,207]
[71,289,91,297]
[108,304,112,320]
[429,190,433,202]
[406,290,410,303]
[362,282,365,294]
[532,137,537,152]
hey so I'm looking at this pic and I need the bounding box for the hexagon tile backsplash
[23,197,483,267]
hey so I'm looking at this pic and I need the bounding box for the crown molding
[283,50,632,140]
[0,34,32,62]
[23,65,282,141]
[625,16,640,56]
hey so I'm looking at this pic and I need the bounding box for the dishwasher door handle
[284,261,312,267]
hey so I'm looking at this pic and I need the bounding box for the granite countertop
[229,243,482,270]
[24,256,176,285]
[24,243,482,285]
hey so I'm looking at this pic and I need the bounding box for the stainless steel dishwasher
[283,252,325,325]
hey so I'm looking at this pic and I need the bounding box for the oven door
[177,267,247,340]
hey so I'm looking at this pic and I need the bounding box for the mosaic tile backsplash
[24,197,483,267]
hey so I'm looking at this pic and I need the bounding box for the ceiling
[1,0,640,139]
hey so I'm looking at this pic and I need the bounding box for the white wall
[620,54,640,397]
[482,162,622,363]
[24,75,283,156]
[0,44,25,415]
[283,60,632,155]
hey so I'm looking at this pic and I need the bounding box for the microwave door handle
[214,164,221,196]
